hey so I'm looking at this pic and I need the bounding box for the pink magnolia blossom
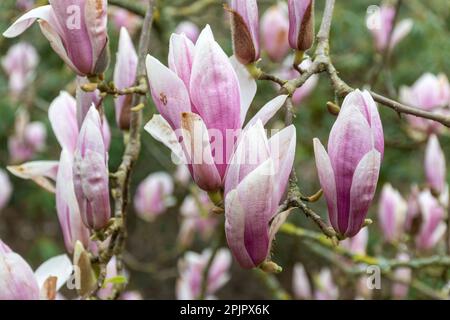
[378,184,407,243]
[314,268,339,300]
[415,190,446,251]
[400,73,450,135]
[425,135,446,195]
[174,165,191,186]
[366,4,413,53]
[292,263,312,300]
[76,77,101,128]
[288,0,315,51]
[109,7,141,35]
[224,121,296,268]
[1,42,38,97]
[113,27,137,130]
[73,106,111,230]
[0,169,12,212]
[340,227,369,255]
[176,249,231,300]
[178,191,218,248]
[313,90,384,237]
[261,4,290,62]
[175,21,200,43]
[391,253,411,299]
[229,0,260,64]
[145,26,287,192]
[0,239,72,300]
[134,172,175,222]
[4,0,109,76]
[16,0,35,11]
[404,185,420,232]
[8,110,46,163]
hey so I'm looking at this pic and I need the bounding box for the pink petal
[168,33,195,90]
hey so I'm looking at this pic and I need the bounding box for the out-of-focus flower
[1,42,38,97]
[314,268,339,300]
[391,253,411,299]
[366,4,413,53]
[0,239,72,300]
[176,249,232,300]
[378,184,407,243]
[8,109,46,163]
[292,263,312,300]
[288,0,315,52]
[175,21,200,43]
[109,7,142,35]
[416,190,446,251]
[120,291,143,300]
[113,27,137,130]
[178,191,217,248]
[224,122,296,269]
[261,4,290,62]
[425,135,446,195]
[341,227,369,255]
[73,106,111,230]
[400,73,450,135]
[229,0,260,65]
[134,172,175,222]
[16,0,35,11]
[313,90,383,237]
[145,26,286,192]
[4,0,110,76]
[0,169,12,212]
[405,185,420,233]
[275,57,318,105]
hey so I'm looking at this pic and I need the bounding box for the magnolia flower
[7,161,59,193]
[416,190,446,251]
[314,268,339,300]
[8,110,46,163]
[134,172,175,222]
[425,135,446,195]
[1,42,38,97]
[145,26,286,192]
[400,73,450,134]
[0,169,12,212]
[109,7,142,35]
[224,121,296,268]
[4,0,109,76]
[340,227,369,255]
[261,4,290,62]
[174,165,191,186]
[176,249,231,300]
[366,4,413,53]
[313,90,384,237]
[292,263,312,300]
[0,240,72,300]
[73,106,111,230]
[404,185,420,233]
[391,253,411,299]
[178,192,217,248]
[113,28,138,130]
[378,184,407,243]
[175,21,200,43]
[229,0,260,65]
[276,57,318,105]
[120,291,143,300]
[16,0,35,11]
[288,0,315,51]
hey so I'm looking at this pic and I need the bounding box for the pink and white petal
[225,189,255,269]
[268,124,296,206]
[48,91,78,153]
[146,55,191,130]
[313,138,338,231]
[38,20,81,75]
[245,95,288,130]
[229,55,257,125]
[84,0,108,66]
[390,19,413,50]
[3,5,54,38]
[181,113,222,192]
[34,254,73,292]
[144,115,186,164]
[168,33,195,89]
[236,159,275,267]
[346,150,381,237]
[7,161,59,193]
